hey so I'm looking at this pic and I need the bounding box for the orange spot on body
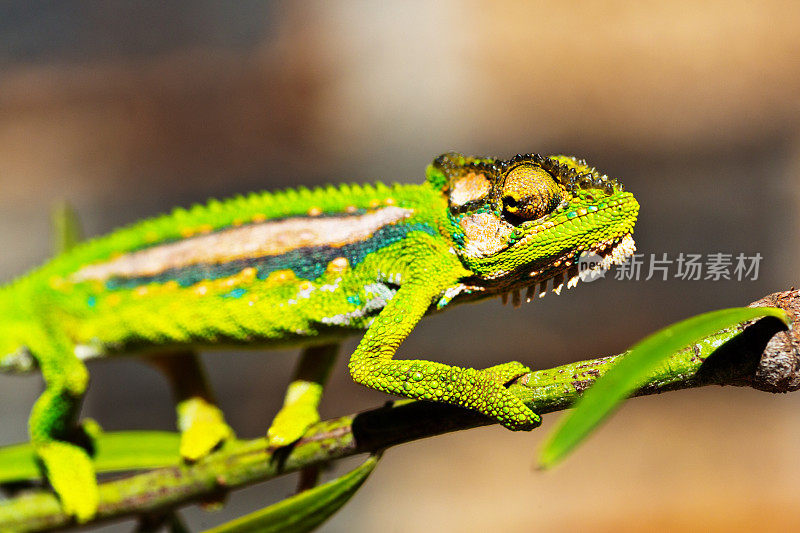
[266,270,296,285]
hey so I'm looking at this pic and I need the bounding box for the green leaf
[539,306,789,469]
[205,454,380,533]
[0,431,181,483]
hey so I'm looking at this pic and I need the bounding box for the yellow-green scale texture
[1,181,456,358]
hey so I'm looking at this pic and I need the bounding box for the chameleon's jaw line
[499,233,636,307]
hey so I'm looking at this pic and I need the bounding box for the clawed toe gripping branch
[1,290,799,531]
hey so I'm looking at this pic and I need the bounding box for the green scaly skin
[0,152,638,522]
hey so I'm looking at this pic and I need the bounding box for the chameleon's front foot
[177,397,234,461]
[477,360,541,430]
[349,359,541,431]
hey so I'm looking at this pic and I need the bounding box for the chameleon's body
[0,153,638,521]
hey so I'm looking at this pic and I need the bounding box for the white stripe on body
[73,207,413,282]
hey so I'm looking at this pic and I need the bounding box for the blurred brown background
[1,1,800,531]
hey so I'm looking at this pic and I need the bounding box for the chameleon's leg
[348,277,541,431]
[267,343,339,448]
[28,335,98,522]
[147,351,233,461]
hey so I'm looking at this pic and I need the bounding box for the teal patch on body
[447,211,467,247]
[223,288,247,298]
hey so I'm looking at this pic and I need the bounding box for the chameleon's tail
[0,345,36,374]
[0,202,83,375]
[0,284,38,375]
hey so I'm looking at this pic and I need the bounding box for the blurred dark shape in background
[1,2,799,531]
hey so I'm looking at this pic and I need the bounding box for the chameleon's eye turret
[442,152,637,285]
[501,164,563,221]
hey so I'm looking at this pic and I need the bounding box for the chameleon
[0,152,638,522]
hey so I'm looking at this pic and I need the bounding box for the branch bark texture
[2,290,799,531]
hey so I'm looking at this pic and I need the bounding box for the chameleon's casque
[0,152,638,522]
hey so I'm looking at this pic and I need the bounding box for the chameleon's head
[427,152,639,299]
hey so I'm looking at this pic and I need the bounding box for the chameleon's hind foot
[267,394,321,447]
[28,355,99,522]
[147,351,234,461]
[176,399,233,510]
[267,343,337,448]
[178,397,234,461]
[35,440,97,522]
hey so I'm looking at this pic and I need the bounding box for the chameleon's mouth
[499,233,636,306]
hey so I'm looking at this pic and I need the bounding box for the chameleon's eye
[501,164,563,220]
